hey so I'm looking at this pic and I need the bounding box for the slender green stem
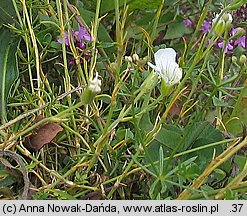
[89,0,101,79]
[150,0,166,43]
[21,0,41,100]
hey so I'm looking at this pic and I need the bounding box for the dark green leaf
[100,0,127,14]
[234,155,246,172]
[149,179,162,199]
[139,113,153,134]
[155,124,182,150]
[0,27,19,123]
[184,121,223,149]
[0,0,16,25]
[182,121,223,169]
[225,85,247,135]
[212,96,229,107]
[164,22,192,39]
[198,0,205,9]
[129,0,162,11]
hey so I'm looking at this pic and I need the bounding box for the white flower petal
[147,62,159,72]
[154,48,176,71]
[171,67,182,85]
[227,13,233,23]
[89,72,101,93]
[148,48,182,86]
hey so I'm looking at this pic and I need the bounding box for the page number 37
[230,204,243,212]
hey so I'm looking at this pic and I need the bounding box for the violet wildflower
[74,26,92,49]
[231,28,238,36]
[231,28,246,48]
[57,33,69,46]
[183,19,193,28]
[200,20,211,33]
[218,41,234,53]
[76,26,91,41]
[58,25,91,49]
[234,36,246,48]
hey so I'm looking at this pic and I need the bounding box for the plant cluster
[0,0,247,200]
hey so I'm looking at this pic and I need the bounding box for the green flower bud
[232,56,237,64]
[81,73,101,104]
[212,12,232,36]
[138,56,149,65]
[240,55,247,65]
[214,20,225,36]
[225,22,233,31]
[222,14,230,22]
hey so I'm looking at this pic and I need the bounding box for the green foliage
[226,85,247,135]
[0,160,23,199]
[100,0,162,13]
[0,0,16,25]
[100,0,127,13]
[164,23,192,40]
[0,28,19,123]
[0,0,247,200]
[128,0,162,11]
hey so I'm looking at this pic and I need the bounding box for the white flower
[148,48,182,86]
[89,72,101,93]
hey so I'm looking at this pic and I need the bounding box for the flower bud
[138,56,149,65]
[89,73,101,93]
[81,72,101,104]
[212,12,232,36]
[240,55,247,65]
[132,53,140,62]
[222,14,231,22]
[225,22,233,31]
[214,20,225,35]
[232,56,237,64]
[124,56,133,63]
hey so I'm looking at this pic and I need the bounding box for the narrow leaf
[0,27,19,123]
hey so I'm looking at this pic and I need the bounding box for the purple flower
[76,26,91,41]
[231,28,246,48]
[231,28,238,36]
[234,36,246,48]
[57,25,91,49]
[57,33,69,46]
[200,20,211,33]
[183,19,193,28]
[218,41,234,53]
